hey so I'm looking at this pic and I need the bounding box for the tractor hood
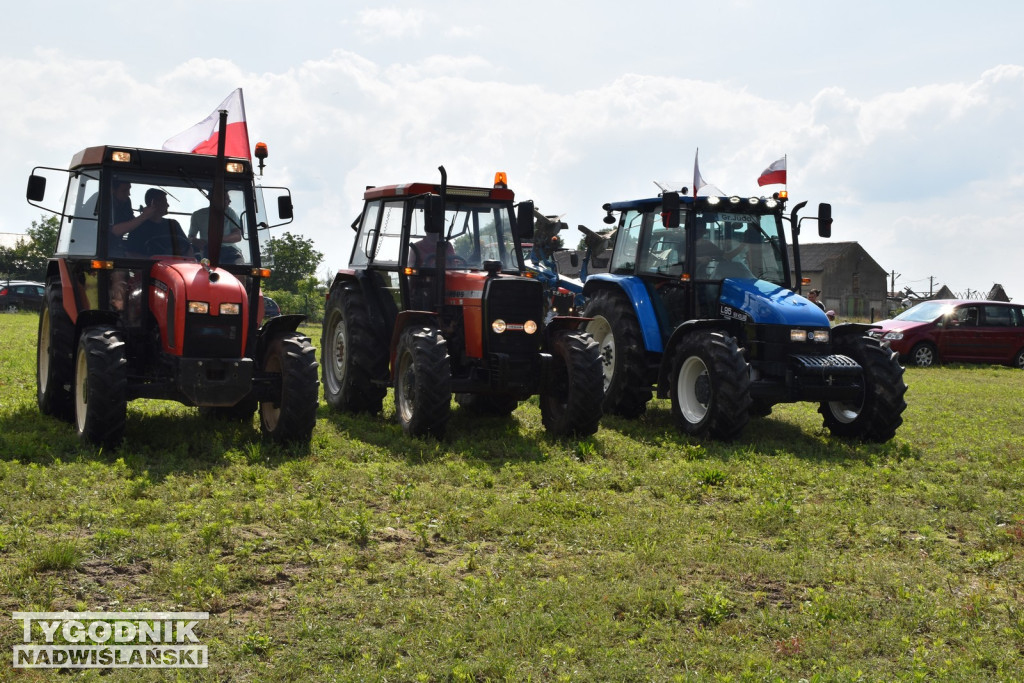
[720,278,831,327]
[149,260,250,357]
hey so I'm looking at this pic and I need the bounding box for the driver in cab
[114,188,194,258]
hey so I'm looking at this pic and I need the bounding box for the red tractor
[26,127,319,447]
[322,168,603,438]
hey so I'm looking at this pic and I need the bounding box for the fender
[329,268,398,360]
[830,321,880,340]
[255,313,307,360]
[582,273,663,353]
[388,310,442,380]
[544,315,590,339]
[656,318,744,398]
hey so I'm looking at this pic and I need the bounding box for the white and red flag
[163,88,251,160]
[757,156,787,186]
[693,149,707,197]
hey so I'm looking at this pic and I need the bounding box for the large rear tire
[394,326,451,438]
[669,331,751,439]
[540,329,604,438]
[74,325,127,448]
[260,333,320,444]
[584,289,651,417]
[819,335,907,442]
[322,285,388,414]
[37,280,76,422]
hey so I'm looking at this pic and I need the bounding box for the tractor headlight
[219,302,241,315]
[790,329,830,343]
[492,319,507,334]
[523,320,538,335]
[188,301,210,314]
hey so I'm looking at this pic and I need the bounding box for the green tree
[0,215,59,281]
[261,232,324,293]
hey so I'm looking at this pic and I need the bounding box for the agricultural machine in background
[27,117,319,447]
[321,168,603,439]
[576,190,907,441]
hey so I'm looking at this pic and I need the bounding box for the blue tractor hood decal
[720,278,831,327]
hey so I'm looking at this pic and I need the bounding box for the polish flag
[163,88,251,160]
[693,149,707,197]
[757,156,787,186]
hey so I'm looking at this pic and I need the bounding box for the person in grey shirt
[189,190,244,263]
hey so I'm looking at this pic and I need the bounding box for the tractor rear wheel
[322,285,388,414]
[74,325,127,447]
[540,329,603,437]
[584,289,651,418]
[819,335,907,442]
[260,333,320,444]
[394,326,451,438]
[37,280,76,422]
[669,331,751,439]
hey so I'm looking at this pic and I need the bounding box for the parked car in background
[262,295,281,319]
[0,280,44,312]
[869,299,1024,368]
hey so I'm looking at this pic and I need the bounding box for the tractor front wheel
[260,333,320,444]
[394,326,451,438]
[540,329,604,437]
[669,331,751,439]
[74,325,127,447]
[819,335,907,442]
[38,280,76,422]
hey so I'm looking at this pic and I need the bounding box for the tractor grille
[182,313,243,358]
[484,277,544,356]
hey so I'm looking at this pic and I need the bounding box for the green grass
[1,310,1023,680]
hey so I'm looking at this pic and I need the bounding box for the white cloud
[355,8,428,40]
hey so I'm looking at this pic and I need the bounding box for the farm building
[787,242,888,320]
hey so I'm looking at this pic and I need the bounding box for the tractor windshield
[614,206,786,285]
[693,210,786,285]
[408,200,519,271]
[106,171,255,265]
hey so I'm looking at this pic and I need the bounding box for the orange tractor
[27,120,319,447]
[322,168,603,438]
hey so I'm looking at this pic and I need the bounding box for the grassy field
[0,311,1022,681]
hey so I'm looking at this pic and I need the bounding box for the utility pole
[889,270,901,296]
[929,276,934,297]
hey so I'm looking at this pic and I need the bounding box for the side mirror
[26,174,46,202]
[516,200,535,239]
[277,195,293,221]
[661,192,680,228]
[424,195,444,234]
[817,203,832,238]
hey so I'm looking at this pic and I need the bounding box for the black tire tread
[540,329,604,437]
[670,331,751,439]
[584,289,651,418]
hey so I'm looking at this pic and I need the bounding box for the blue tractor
[579,190,907,441]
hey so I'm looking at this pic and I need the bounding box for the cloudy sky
[3,0,1023,302]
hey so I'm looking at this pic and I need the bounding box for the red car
[869,299,1024,368]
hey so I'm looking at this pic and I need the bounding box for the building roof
[786,241,885,274]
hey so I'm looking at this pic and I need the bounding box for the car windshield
[893,301,952,322]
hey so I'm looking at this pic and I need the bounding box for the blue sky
[3,0,1024,301]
